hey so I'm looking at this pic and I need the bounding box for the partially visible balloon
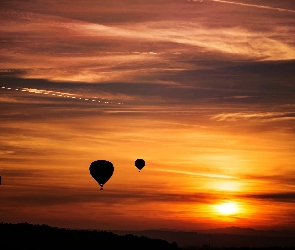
[89,160,114,190]
[135,159,145,172]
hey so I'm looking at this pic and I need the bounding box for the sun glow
[215,201,239,215]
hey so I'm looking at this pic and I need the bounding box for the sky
[0,0,295,232]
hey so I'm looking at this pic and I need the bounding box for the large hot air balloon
[135,159,145,172]
[89,160,114,190]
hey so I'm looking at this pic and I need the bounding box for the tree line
[0,222,178,250]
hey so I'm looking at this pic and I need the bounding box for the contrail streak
[211,0,295,13]
[0,86,124,105]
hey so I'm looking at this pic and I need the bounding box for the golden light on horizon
[214,201,239,216]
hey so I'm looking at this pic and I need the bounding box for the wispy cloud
[211,0,295,13]
[212,112,295,122]
[149,167,238,179]
[241,192,295,203]
[1,5,295,85]
[185,0,295,13]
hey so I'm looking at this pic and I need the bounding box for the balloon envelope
[89,160,114,189]
[135,159,145,171]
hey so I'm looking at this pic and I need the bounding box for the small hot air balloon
[89,160,114,190]
[135,159,145,172]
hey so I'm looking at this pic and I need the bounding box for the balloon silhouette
[89,160,114,190]
[135,159,145,172]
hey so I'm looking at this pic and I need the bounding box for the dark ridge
[0,222,179,250]
[113,229,295,249]
[1,223,294,250]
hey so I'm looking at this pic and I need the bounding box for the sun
[215,201,239,215]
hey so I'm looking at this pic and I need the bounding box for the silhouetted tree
[0,222,179,250]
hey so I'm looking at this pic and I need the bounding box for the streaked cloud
[242,192,295,203]
[212,112,295,122]
[210,0,295,13]
[149,167,238,179]
[1,1,294,85]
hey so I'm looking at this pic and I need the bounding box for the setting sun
[215,202,239,215]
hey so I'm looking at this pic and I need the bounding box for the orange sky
[0,0,295,231]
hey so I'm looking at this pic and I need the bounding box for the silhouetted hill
[112,227,295,249]
[2,223,294,249]
[198,226,295,237]
[0,222,179,250]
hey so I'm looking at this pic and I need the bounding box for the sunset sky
[1,0,295,232]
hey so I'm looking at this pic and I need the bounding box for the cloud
[0,169,44,177]
[0,174,217,207]
[1,3,295,85]
[211,0,295,13]
[211,112,295,122]
[3,168,294,207]
[242,192,295,203]
[149,167,238,179]
[184,0,295,13]
[242,172,295,186]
